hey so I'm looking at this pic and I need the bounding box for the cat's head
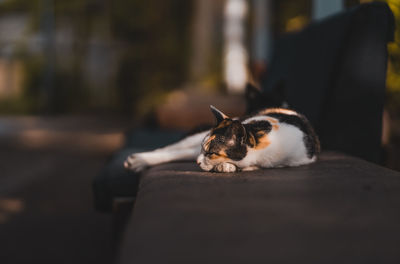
[197,106,248,172]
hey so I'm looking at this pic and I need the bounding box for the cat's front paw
[124,154,148,172]
[214,162,237,173]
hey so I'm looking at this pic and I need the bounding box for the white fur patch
[236,122,312,169]
[125,131,208,172]
[214,163,237,173]
[125,108,317,173]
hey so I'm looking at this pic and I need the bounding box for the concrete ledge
[118,151,400,264]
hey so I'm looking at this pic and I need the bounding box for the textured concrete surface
[119,153,400,264]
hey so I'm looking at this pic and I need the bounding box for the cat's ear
[210,105,229,124]
[245,82,262,102]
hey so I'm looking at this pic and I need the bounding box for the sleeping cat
[124,104,320,173]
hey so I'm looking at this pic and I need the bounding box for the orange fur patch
[266,117,278,124]
[264,117,279,130]
[248,133,256,147]
[218,150,228,157]
[215,119,232,129]
[203,135,215,151]
[209,151,229,161]
[254,134,270,150]
[260,108,297,116]
[205,135,216,144]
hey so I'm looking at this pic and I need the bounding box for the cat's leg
[124,130,209,172]
[125,148,200,172]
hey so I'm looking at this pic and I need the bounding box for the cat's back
[243,108,320,161]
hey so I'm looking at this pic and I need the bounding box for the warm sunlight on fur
[125,105,320,173]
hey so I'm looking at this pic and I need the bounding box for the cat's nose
[196,154,204,165]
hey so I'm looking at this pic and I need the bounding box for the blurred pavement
[0,116,127,264]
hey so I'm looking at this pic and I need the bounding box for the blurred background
[0,0,398,263]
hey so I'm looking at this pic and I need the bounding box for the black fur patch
[244,121,272,133]
[244,121,272,147]
[225,144,247,161]
[208,120,248,161]
[266,113,320,158]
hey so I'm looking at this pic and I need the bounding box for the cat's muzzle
[197,154,214,172]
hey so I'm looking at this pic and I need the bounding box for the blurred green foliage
[110,0,192,116]
[377,0,400,114]
[381,0,400,92]
[0,0,192,115]
[273,0,311,34]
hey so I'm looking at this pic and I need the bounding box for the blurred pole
[223,0,248,94]
[189,0,215,84]
[41,0,56,113]
[312,0,343,20]
[251,0,271,80]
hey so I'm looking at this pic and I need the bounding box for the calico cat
[124,104,320,173]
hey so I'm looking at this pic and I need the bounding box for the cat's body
[124,105,320,173]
